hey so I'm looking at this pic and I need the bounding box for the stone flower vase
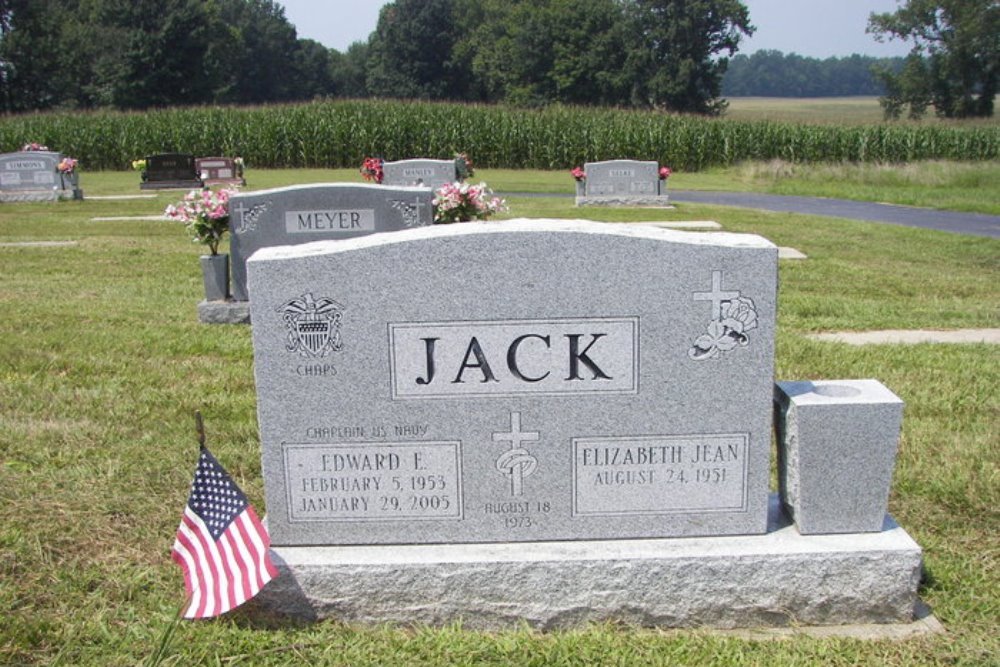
[200,254,230,302]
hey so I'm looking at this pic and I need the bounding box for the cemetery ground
[1,165,997,665]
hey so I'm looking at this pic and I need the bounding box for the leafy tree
[366,0,467,100]
[868,0,999,118]
[723,51,897,97]
[330,42,371,99]
[216,0,301,104]
[624,0,753,114]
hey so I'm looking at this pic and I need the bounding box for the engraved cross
[231,201,248,232]
[492,411,539,497]
[693,270,740,321]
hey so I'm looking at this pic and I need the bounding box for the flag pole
[194,411,206,449]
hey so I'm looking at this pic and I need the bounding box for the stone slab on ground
[254,495,923,630]
[86,194,158,200]
[778,247,807,259]
[631,221,722,230]
[197,300,250,324]
[0,240,78,248]
[90,215,169,222]
[809,329,1000,345]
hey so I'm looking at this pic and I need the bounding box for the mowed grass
[0,168,997,665]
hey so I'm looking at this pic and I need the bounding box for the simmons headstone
[245,219,923,630]
[0,151,81,202]
[140,153,202,190]
[228,183,434,302]
[577,159,669,207]
[196,156,245,186]
[382,159,458,187]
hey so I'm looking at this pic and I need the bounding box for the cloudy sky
[279,0,912,59]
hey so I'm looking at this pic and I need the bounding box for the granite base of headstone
[576,160,671,208]
[197,299,251,325]
[139,153,202,190]
[774,379,904,535]
[254,494,922,629]
[0,151,83,202]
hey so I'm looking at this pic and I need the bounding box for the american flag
[171,446,277,619]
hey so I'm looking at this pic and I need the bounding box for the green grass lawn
[1,169,997,665]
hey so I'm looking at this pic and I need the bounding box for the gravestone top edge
[247,218,777,264]
[230,182,433,198]
[585,159,659,168]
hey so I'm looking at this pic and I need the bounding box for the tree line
[0,0,994,118]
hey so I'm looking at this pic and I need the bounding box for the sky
[279,0,912,59]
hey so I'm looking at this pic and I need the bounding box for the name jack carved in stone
[415,334,612,385]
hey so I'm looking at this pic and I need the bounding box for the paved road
[669,190,1000,239]
[504,190,1000,239]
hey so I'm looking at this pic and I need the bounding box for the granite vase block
[200,254,230,302]
[775,379,904,535]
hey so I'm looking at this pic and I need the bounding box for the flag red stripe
[174,515,215,618]
[183,511,224,617]
[220,527,252,605]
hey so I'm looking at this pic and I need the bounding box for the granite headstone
[196,156,245,186]
[228,183,434,302]
[140,153,202,190]
[382,159,458,187]
[248,219,778,546]
[577,159,669,207]
[0,151,81,201]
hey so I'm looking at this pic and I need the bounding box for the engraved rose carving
[689,296,759,360]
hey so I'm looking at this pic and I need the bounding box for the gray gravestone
[196,156,245,186]
[228,183,434,302]
[382,159,458,187]
[248,219,778,546]
[0,151,81,201]
[578,159,669,207]
[140,153,202,190]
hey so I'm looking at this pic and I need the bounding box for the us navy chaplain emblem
[277,293,344,358]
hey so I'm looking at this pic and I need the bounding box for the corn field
[1,100,996,171]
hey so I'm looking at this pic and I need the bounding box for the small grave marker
[196,157,245,186]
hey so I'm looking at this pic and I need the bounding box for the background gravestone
[382,159,458,187]
[196,156,245,186]
[0,151,81,201]
[140,153,202,190]
[248,219,778,545]
[228,183,434,302]
[577,159,669,207]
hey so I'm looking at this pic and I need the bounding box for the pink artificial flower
[659,166,672,180]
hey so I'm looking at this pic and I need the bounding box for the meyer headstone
[577,159,669,207]
[140,153,202,190]
[382,159,458,187]
[228,183,434,302]
[196,156,245,186]
[0,151,82,202]
[248,219,778,545]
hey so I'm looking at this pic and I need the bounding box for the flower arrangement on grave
[359,156,384,184]
[659,166,672,180]
[57,157,78,174]
[131,159,147,171]
[570,166,586,181]
[165,187,237,256]
[454,153,474,180]
[22,142,49,152]
[432,181,508,224]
